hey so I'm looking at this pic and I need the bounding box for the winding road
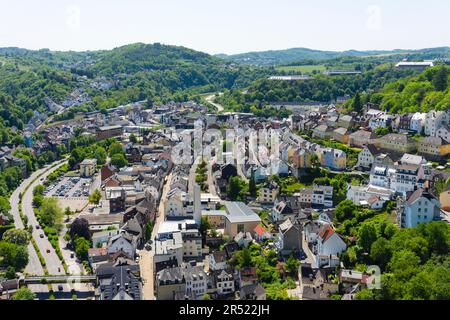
[205,93,224,113]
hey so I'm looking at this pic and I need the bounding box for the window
[237,224,245,233]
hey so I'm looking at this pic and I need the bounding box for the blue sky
[0,0,448,54]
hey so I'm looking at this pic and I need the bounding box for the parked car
[40,234,44,238]
[46,249,51,253]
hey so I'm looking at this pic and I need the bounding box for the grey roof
[224,202,262,224]
[96,262,142,300]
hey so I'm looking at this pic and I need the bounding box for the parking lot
[45,176,93,199]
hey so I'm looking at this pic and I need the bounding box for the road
[206,161,218,197]
[205,93,224,113]
[139,171,173,300]
[21,160,69,276]
[9,162,69,277]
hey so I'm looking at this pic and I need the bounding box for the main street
[139,171,173,300]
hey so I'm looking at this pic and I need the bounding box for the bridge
[21,275,97,285]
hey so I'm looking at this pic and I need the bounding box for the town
[1,80,449,300]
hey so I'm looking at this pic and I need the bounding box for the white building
[357,145,378,170]
[215,270,235,296]
[436,125,450,142]
[424,111,448,137]
[315,224,347,267]
[398,189,441,228]
[410,112,427,134]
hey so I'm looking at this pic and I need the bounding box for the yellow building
[440,187,450,212]
[418,137,450,160]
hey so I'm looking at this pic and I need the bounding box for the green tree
[5,265,16,279]
[39,198,64,230]
[108,142,124,157]
[226,176,247,201]
[335,200,357,222]
[74,236,90,260]
[0,241,29,270]
[12,287,36,300]
[110,153,128,168]
[358,222,378,252]
[353,92,363,114]
[249,169,257,197]
[93,146,107,165]
[433,67,449,91]
[129,134,138,144]
[2,229,29,245]
[89,189,102,205]
[285,255,300,277]
[370,237,391,269]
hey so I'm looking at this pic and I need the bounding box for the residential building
[275,218,303,255]
[357,145,379,170]
[378,133,416,154]
[410,112,427,134]
[257,180,279,204]
[319,148,347,171]
[418,137,450,161]
[397,188,441,228]
[215,270,235,296]
[348,130,376,148]
[436,125,450,142]
[424,111,448,137]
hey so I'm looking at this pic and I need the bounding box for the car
[40,234,44,238]
[58,285,63,291]
[35,225,40,230]
[46,249,51,253]
[70,253,75,259]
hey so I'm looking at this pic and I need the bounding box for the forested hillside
[0,43,270,115]
[346,66,450,114]
[216,65,415,110]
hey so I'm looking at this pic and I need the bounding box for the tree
[39,198,64,230]
[285,255,300,277]
[370,237,391,269]
[12,287,36,300]
[433,67,448,92]
[0,241,29,270]
[234,247,253,268]
[335,200,357,222]
[69,218,91,241]
[353,92,363,114]
[5,266,16,279]
[202,294,211,300]
[129,134,138,144]
[249,169,257,197]
[199,216,211,243]
[145,221,154,241]
[110,153,128,168]
[93,146,107,165]
[358,222,378,252]
[375,126,389,136]
[2,229,29,245]
[89,189,102,205]
[74,236,90,260]
[226,176,246,201]
[108,142,124,157]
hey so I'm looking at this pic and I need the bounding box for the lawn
[276,65,326,74]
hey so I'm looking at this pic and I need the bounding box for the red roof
[254,224,267,237]
[319,224,335,242]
